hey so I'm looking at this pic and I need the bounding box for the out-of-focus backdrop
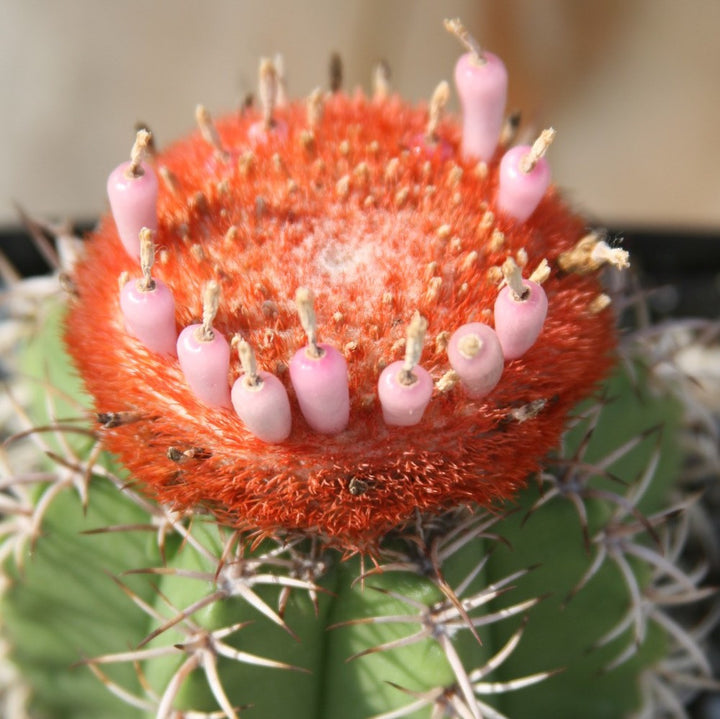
[1,0,719,229]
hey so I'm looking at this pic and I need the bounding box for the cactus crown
[66,53,616,550]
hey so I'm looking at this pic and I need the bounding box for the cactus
[1,21,718,719]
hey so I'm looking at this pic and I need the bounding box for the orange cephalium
[65,93,616,549]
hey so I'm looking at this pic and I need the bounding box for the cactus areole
[65,41,622,551]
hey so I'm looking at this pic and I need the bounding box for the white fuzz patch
[288,208,427,303]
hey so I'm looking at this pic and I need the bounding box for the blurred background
[1,0,719,230]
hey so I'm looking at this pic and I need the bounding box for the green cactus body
[2,304,691,719]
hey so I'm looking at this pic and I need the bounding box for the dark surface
[620,227,720,319]
[2,223,719,315]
